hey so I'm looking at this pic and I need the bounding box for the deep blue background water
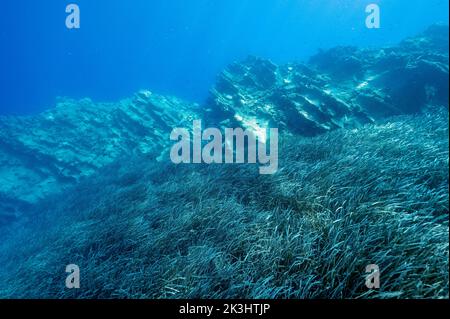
[0,0,448,115]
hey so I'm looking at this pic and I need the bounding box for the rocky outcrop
[207,24,448,135]
[0,91,200,216]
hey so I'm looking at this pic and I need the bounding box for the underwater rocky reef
[207,24,448,133]
[0,92,201,220]
[0,25,448,298]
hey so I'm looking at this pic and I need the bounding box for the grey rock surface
[207,25,448,135]
[0,91,200,215]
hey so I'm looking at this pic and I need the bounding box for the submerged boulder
[0,92,200,208]
[208,24,449,135]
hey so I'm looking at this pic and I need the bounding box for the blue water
[0,0,448,115]
[0,0,449,300]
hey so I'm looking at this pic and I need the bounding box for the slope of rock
[207,25,449,135]
[0,91,200,218]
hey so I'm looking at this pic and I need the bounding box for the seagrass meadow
[0,110,448,298]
